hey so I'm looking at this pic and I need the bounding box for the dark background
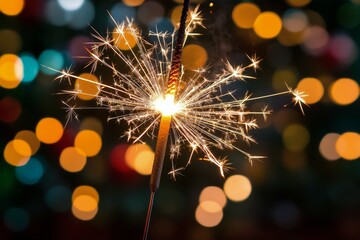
[1,0,360,239]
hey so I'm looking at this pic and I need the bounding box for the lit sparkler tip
[286,83,308,115]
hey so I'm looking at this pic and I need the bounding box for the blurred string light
[125,143,154,175]
[38,50,64,75]
[112,25,138,50]
[57,0,84,11]
[285,0,311,8]
[20,54,39,83]
[272,68,297,92]
[0,97,22,123]
[45,0,94,29]
[75,73,100,100]
[319,133,341,161]
[296,77,324,104]
[0,29,22,53]
[302,26,329,56]
[15,157,44,185]
[35,117,64,144]
[328,34,358,66]
[137,1,164,26]
[253,12,282,39]
[122,0,144,7]
[74,130,102,157]
[111,144,131,173]
[72,185,99,221]
[223,175,252,202]
[60,147,87,172]
[232,2,261,29]
[182,44,208,70]
[3,139,31,166]
[80,117,103,135]
[282,123,310,152]
[45,185,72,212]
[3,207,29,232]
[15,130,40,156]
[0,0,24,16]
[0,54,23,89]
[110,3,136,24]
[329,78,359,105]
[196,186,226,228]
[337,2,360,28]
[335,132,360,160]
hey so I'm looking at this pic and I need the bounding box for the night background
[1,0,360,239]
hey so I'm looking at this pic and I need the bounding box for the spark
[55,8,306,178]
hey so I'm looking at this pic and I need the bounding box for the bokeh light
[138,1,164,25]
[272,68,297,91]
[0,0,24,16]
[302,26,329,56]
[15,130,40,155]
[125,143,154,175]
[3,139,31,167]
[254,12,282,39]
[110,3,136,24]
[112,25,138,51]
[72,185,99,221]
[232,2,261,29]
[283,123,310,151]
[36,117,64,144]
[0,97,22,123]
[319,133,340,161]
[296,77,324,104]
[286,0,311,7]
[195,203,223,227]
[57,0,84,11]
[0,29,22,53]
[223,175,252,202]
[182,44,208,70]
[111,144,131,172]
[38,50,64,75]
[335,132,360,160]
[328,34,358,66]
[171,5,191,26]
[20,54,39,83]
[283,9,308,33]
[15,157,44,185]
[59,147,87,172]
[75,73,100,100]
[3,207,29,232]
[45,185,72,212]
[199,186,227,208]
[74,130,102,157]
[0,54,23,89]
[329,78,359,105]
[80,117,103,136]
[122,0,144,7]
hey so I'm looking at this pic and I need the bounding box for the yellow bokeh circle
[15,130,41,155]
[36,117,64,144]
[253,12,282,39]
[297,77,324,104]
[283,124,310,152]
[75,73,100,100]
[182,44,208,70]
[232,2,261,29]
[4,139,31,166]
[112,26,137,50]
[72,185,99,203]
[74,130,102,157]
[223,175,252,202]
[0,54,23,89]
[335,132,360,160]
[60,147,87,172]
[195,204,223,227]
[329,78,359,105]
[0,0,25,16]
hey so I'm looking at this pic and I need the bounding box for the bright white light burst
[55,8,306,178]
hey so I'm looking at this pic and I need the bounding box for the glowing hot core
[154,94,181,116]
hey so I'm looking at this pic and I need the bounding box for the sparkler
[53,0,307,239]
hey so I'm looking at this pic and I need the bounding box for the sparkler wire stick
[143,0,189,239]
